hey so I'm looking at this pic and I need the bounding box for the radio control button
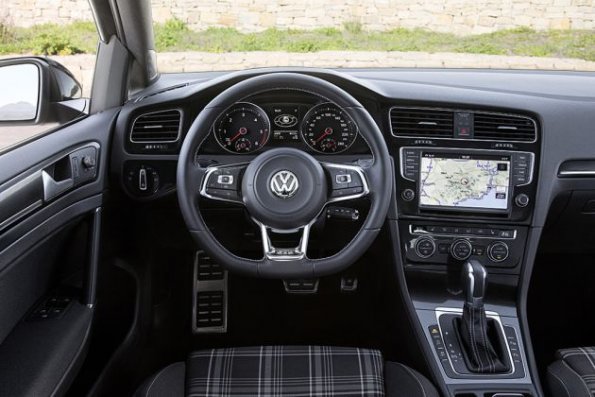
[415,237,436,258]
[402,189,415,201]
[498,230,514,238]
[488,242,509,262]
[450,239,472,261]
[515,193,530,207]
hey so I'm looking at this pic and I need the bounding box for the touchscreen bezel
[418,151,513,214]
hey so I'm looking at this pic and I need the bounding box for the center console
[388,106,540,397]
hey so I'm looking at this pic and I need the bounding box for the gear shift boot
[454,306,511,373]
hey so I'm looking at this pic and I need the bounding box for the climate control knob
[488,241,509,262]
[450,239,473,261]
[414,236,436,259]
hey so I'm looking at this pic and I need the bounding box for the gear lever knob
[462,259,487,307]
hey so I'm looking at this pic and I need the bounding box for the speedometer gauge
[301,103,358,153]
[214,102,271,153]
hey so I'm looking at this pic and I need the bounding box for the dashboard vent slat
[474,113,536,142]
[390,108,454,138]
[130,109,182,143]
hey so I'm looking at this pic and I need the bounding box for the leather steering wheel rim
[177,72,393,278]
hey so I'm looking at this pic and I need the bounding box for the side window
[0,11,97,152]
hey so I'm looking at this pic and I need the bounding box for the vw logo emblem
[270,170,299,199]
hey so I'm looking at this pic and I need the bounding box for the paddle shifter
[458,259,510,373]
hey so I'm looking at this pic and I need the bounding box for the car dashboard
[108,67,595,397]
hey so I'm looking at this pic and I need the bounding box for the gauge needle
[230,127,248,142]
[314,127,333,143]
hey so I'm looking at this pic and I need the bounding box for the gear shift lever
[458,259,509,373]
[462,259,487,307]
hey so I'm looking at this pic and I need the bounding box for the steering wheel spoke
[199,163,248,204]
[255,220,311,262]
[321,162,370,204]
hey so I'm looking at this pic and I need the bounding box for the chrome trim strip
[388,106,538,143]
[129,108,183,144]
[558,170,595,177]
[256,220,312,261]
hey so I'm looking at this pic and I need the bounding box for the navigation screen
[419,153,511,210]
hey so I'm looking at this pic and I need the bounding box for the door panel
[0,108,118,396]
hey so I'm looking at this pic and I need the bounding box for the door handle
[41,170,73,202]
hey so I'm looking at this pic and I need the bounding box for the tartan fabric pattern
[186,345,385,396]
[557,346,595,395]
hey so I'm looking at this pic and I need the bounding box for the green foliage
[0,21,96,55]
[154,18,189,48]
[31,33,84,55]
[342,21,363,34]
[0,19,593,63]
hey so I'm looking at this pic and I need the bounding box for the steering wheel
[177,73,392,278]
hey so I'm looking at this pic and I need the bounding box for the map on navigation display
[419,155,510,210]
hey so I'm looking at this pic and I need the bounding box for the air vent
[390,107,454,138]
[130,109,182,143]
[474,113,536,142]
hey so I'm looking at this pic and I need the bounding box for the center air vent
[390,107,454,138]
[130,109,182,143]
[474,113,536,142]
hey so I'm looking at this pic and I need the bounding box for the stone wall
[1,0,594,34]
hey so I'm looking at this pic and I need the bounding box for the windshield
[151,0,595,73]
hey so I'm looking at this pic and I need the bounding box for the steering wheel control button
[217,175,234,185]
[401,188,415,201]
[450,239,473,261]
[326,165,366,201]
[415,237,436,259]
[335,173,352,184]
[488,242,509,262]
[206,167,242,191]
[326,206,360,221]
[515,193,530,207]
[204,188,241,202]
[329,168,362,190]
[330,186,363,198]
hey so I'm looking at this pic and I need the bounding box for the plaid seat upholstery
[549,347,595,397]
[186,346,385,396]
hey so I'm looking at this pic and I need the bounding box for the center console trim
[435,307,515,377]
[409,225,518,240]
[417,306,533,385]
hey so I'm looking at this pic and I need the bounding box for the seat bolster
[547,359,591,397]
[134,362,185,397]
[384,361,439,397]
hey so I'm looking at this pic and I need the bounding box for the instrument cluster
[212,101,360,154]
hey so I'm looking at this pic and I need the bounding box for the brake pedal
[192,251,227,333]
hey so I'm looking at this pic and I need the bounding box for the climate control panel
[402,223,527,268]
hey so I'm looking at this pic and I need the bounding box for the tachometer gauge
[301,103,357,153]
[214,102,271,153]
